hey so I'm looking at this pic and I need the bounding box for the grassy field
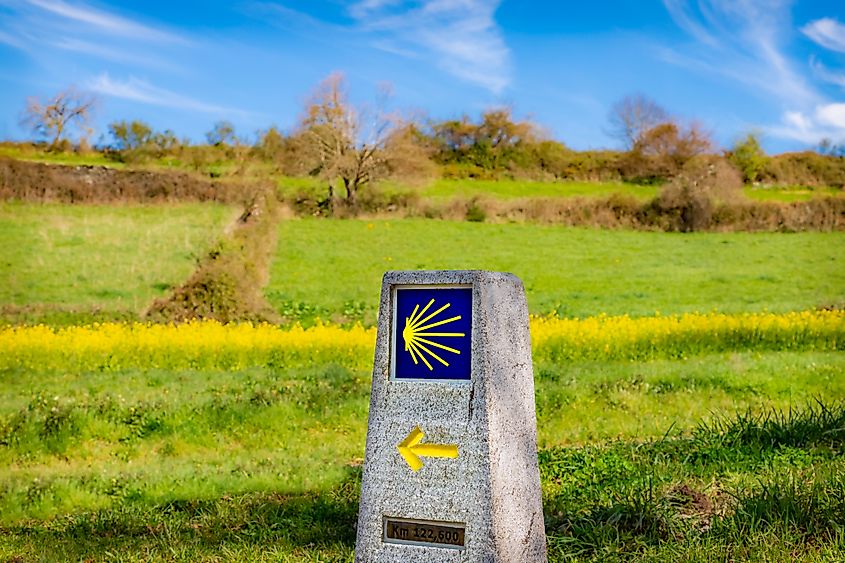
[395,178,659,200]
[0,145,125,168]
[0,203,237,323]
[0,347,842,560]
[278,176,843,203]
[744,184,845,202]
[421,179,841,202]
[267,218,845,324]
[1,189,843,560]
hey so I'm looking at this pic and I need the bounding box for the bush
[465,198,486,222]
[656,156,743,231]
[762,152,845,188]
[727,134,769,183]
[0,157,258,204]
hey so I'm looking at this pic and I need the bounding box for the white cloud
[802,17,845,53]
[50,37,179,70]
[769,104,845,143]
[0,0,191,68]
[816,103,845,128]
[26,0,187,44]
[662,0,719,47]
[0,29,28,51]
[784,111,811,131]
[810,58,845,89]
[88,74,247,117]
[348,0,511,94]
[348,0,401,19]
[662,1,845,144]
[662,0,817,108]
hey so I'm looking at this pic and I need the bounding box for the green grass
[277,176,658,202]
[744,185,845,202]
[278,175,845,204]
[0,203,238,322]
[0,352,842,560]
[0,145,125,168]
[267,218,845,324]
[409,178,658,200]
[535,352,845,445]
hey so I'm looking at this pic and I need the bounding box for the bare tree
[608,93,669,149]
[206,121,236,146]
[295,72,431,206]
[21,87,97,148]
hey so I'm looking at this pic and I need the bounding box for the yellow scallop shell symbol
[401,298,465,371]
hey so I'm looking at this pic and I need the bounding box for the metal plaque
[383,516,466,549]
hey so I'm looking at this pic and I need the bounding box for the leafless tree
[294,73,432,206]
[608,93,669,149]
[21,87,97,148]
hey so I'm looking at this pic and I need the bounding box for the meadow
[267,218,845,324]
[421,178,843,202]
[0,317,843,560]
[0,202,237,323]
[1,190,844,560]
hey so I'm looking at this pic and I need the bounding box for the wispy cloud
[50,37,180,70]
[811,58,845,89]
[88,74,249,117]
[662,0,817,107]
[0,0,190,69]
[26,0,188,44]
[349,0,511,94]
[0,28,29,51]
[254,0,510,93]
[802,17,845,54]
[662,0,845,144]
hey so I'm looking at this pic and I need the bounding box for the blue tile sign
[393,286,473,380]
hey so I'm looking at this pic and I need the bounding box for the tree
[429,108,541,170]
[608,94,669,149]
[295,73,430,206]
[635,122,711,162]
[21,87,97,148]
[107,120,181,162]
[109,120,153,151]
[432,116,477,154]
[727,133,769,183]
[476,108,538,148]
[206,121,236,146]
[818,137,845,157]
[254,126,285,162]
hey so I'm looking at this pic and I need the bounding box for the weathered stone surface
[355,270,547,562]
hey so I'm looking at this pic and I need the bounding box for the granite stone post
[354,270,547,562]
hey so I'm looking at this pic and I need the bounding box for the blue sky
[0,0,843,153]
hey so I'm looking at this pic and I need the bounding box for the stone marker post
[355,270,547,562]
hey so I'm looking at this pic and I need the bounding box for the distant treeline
[3,156,843,233]
[14,81,845,195]
[91,111,845,188]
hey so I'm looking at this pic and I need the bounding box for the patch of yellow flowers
[0,311,841,372]
[530,310,843,361]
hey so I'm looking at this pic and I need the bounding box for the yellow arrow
[397,426,459,472]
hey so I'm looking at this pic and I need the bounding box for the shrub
[465,198,486,222]
[727,133,769,183]
[656,156,743,231]
[762,152,845,188]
